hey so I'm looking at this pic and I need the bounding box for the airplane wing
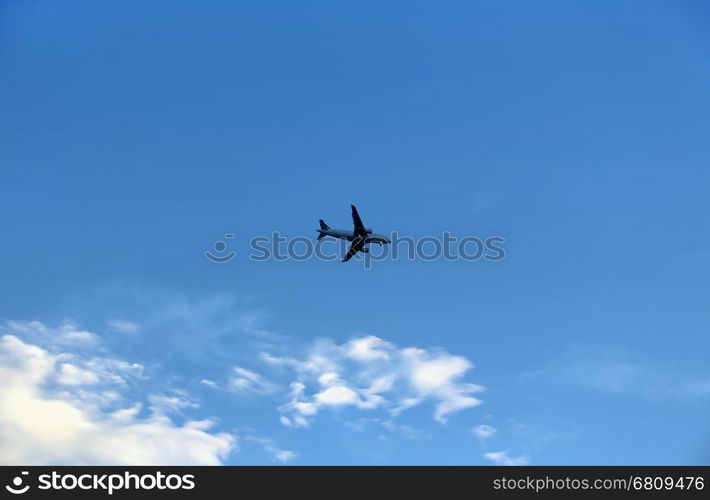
[341,245,359,262]
[351,205,366,237]
[342,236,364,262]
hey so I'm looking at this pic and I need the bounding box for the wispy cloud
[523,355,710,400]
[246,436,297,464]
[56,362,100,386]
[148,391,199,415]
[472,424,497,442]
[229,366,278,395]
[484,450,529,466]
[4,319,99,346]
[106,319,141,334]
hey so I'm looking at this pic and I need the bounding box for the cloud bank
[1,307,492,465]
[0,323,235,465]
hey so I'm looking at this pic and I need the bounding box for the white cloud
[0,332,234,465]
[56,363,100,385]
[278,382,319,428]
[229,366,277,394]
[247,436,297,463]
[389,397,423,416]
[315,385,360,406]
[484,451,529,466]
[432,386,483,423]
[273,448,297,463]
[5,320,99,345]
[343,335,392,362]
[265,335,484,427]
[56,356,145,387]
[148,392,198,415]
[312,371,374,408]
[401,347,484,422]
[472,424,497,441]
[106,319,140,334]
[279,415,310,428]
[403,348,471,392]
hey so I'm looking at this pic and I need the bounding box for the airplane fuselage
[317,228,391,245]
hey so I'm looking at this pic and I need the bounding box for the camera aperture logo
[5,471,29,495]
[205,233,236,263]
[5,470,196,495]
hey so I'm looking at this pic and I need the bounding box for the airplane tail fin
[317,219,330,240]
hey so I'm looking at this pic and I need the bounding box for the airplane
[317,205,391,262]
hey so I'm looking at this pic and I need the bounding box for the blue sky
[1,0,709,465]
